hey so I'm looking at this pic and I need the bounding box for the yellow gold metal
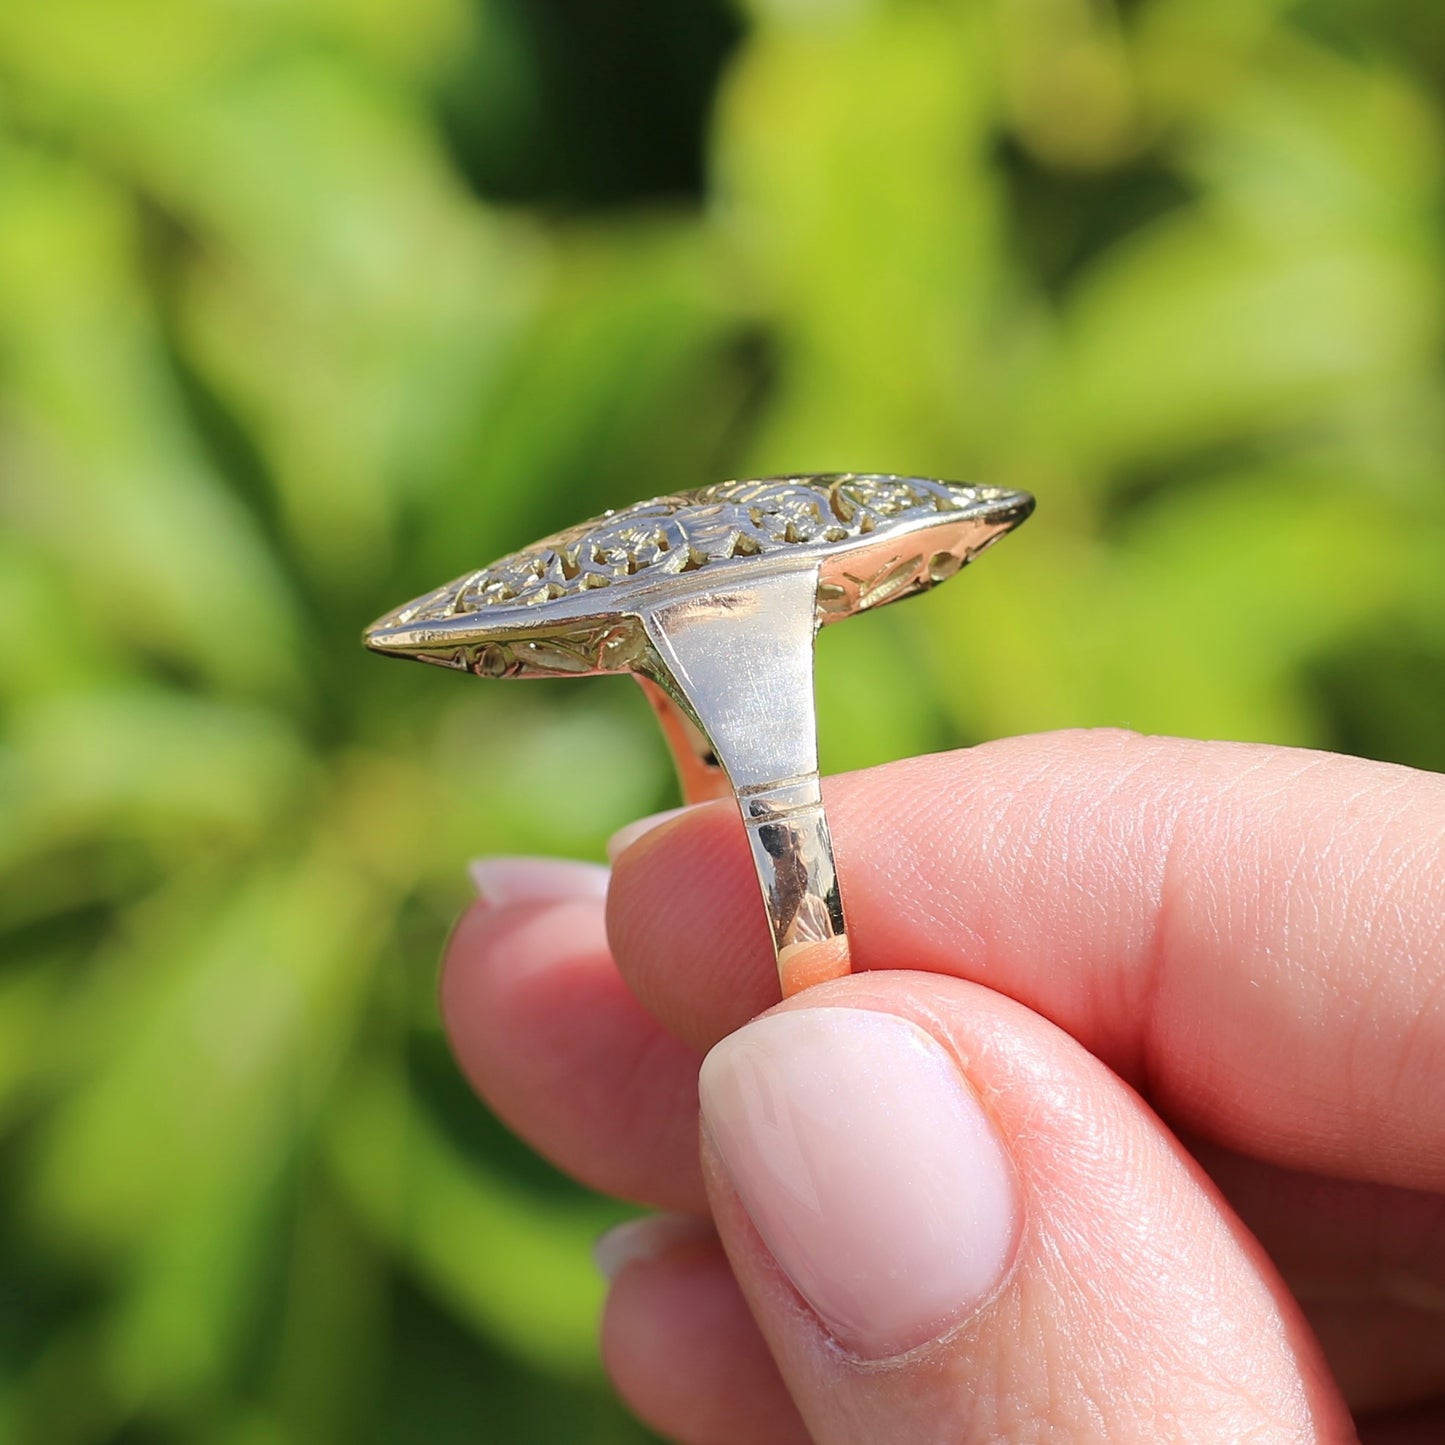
[364,474,1033,996]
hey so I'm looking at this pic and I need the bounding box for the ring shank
[635,679,850,996]
[739,780,849,996]
[635,567,852,996]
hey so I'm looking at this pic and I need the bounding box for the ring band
[364,474,1033,996]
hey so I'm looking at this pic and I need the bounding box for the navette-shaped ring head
[363,473,1032,677]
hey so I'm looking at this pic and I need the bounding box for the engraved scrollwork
[385,474,989,629]
[817,553,930,618]
[454,618,646,679]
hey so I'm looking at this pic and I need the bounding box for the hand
[443,730,1445,1443]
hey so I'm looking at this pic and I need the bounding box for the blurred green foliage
[1,0,1444,1440]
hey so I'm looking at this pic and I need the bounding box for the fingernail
[594,1214,714,1281]
[468,856,610,906]
[699,1007,1019,1360]
[605,805,696,864]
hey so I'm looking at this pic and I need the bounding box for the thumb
[697,972,1354,1445]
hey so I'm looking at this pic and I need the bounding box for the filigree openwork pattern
[387,474,985,627]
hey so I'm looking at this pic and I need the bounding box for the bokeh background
[2,0,1444,1440]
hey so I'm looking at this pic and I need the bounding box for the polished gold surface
[366,474,1033,995]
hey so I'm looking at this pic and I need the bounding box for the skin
[442,730,1445,1443]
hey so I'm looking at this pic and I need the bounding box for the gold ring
[364,474,1033,996]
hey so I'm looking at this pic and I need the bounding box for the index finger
[605,729,1445,1191]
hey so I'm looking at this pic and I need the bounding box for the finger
[699,971,1353,1445]
[442,886,706,1212]
[598,1217,808,1445]
[445,869,1445,1414]
[608,729,1445,1189]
